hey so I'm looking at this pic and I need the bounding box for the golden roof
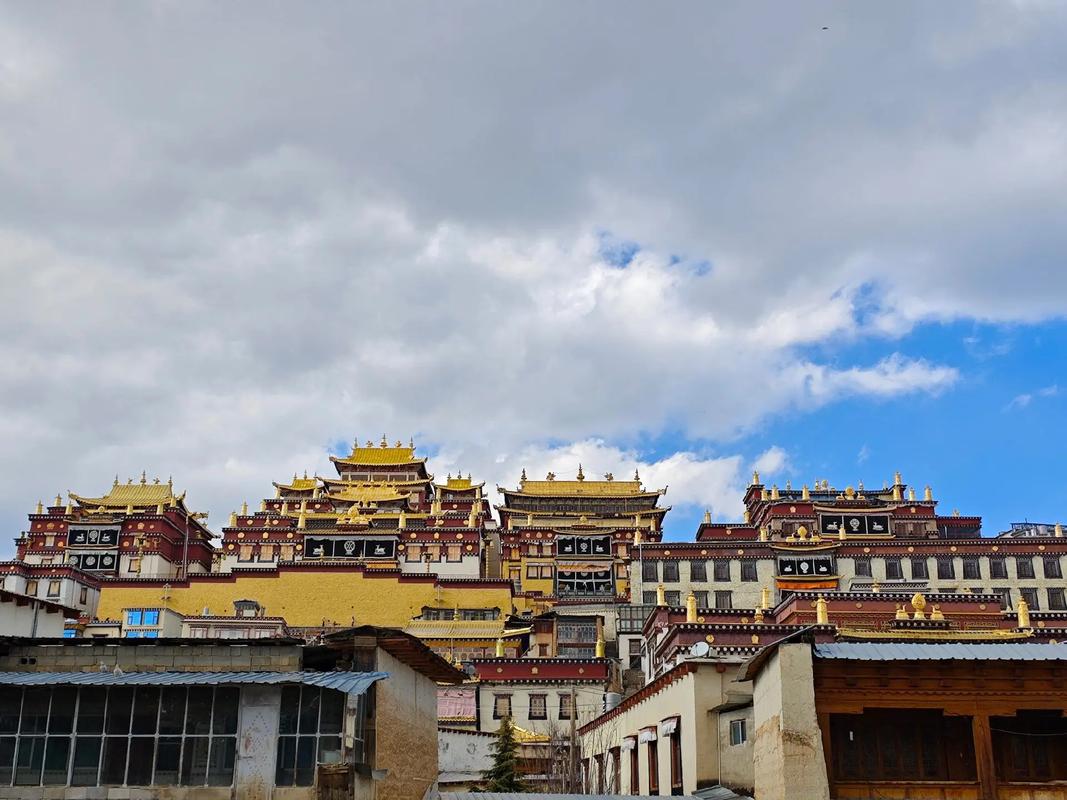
[71,476,183,509]
[331,437,425,466]
[325,484,410,504]
[404,619,531,640]
[509,479,660,497]
[321,476,431,488]
[512,726,550,744]
[435,475,484,491]
[274,476,319,491]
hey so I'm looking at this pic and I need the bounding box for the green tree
[483,715,528,792]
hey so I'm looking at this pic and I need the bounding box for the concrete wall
[752,643,829,800]
[438,729,494,787]
[0,597,66,637]
[373,649,440,800]
[478,682,603,737]
[0,642,303,673]
[717,706,755,793]
[631,558,774,610]
[1,573,98,616]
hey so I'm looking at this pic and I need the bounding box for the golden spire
[140,471,147,485]
[520,467,527,483]
[656,583,666,606]
[908,487,916,502]
[241,501,248,515]
[280,501,289,515]
[409,437,415,450]
[595,632,605,658]
[380,434,388,447]
[911,592,927,620]
[703,509,711,524]
[759,526,768,541]
[760,488,769,501]
[495,637,505,658]
[156,501,164,514]
[633,527,642,545]
[52,493,61,507]
[685,592,697,623]
[753,606,765,624]
[802,484,810,500]
[743,509,751,523]
[634,468,640,482]
[125,503,134,514]
[114,475,119,487]
[576,464,585,482]
[761,587,772,610]
[297,510,306,530]
[35,500,43,514]
[815,597,829,625]
[1017,597,1031,629]
[771,484,780,500]
[924,485,933,502]
[1055,522,1063,538]
[229,511,237,527]
[292,472,298,484]
[892,485,902,501]
[64,497,73,515]
[894,471,903,485]
[260,500,267,512]
[752,470,760,485]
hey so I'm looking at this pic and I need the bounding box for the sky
[1,2,1065,554]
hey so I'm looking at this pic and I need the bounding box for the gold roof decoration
[274,472,319,492]
[512,725,550,744]
[435,474,483,491]
[507,478,663,497]
[324,484,410,504]
[70,476,185,511]
[330,435,424,466]
[338,504,371,527]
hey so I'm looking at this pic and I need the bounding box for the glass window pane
[42,736,71,785]
[155,737,182,785]
[0,689,20,734]
[21,688,50,734]
[48,687,76,735]
[76,689,105,734]
[185,688,213,735]
[132,687,160,735]
[70,737,102,786]
[180,736,210,786]
[276,736,297,786]
[295,736,317,786]
[126,610,142,626]
[100,736,128,785]
[0,736,16,786]
[212,688,239,735]
[280,686,301,735]
[319,735,342,765]
[143,610,160,626]
[159,688,186,734]
[319,690,344,734]
[15,735,45,785]
[207,737,236,786]
[126,737,156,785]
[299,688,321,734]
[105,687,133,735]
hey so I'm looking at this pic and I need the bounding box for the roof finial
[114,475,119,487]
[167,476,172,488]
[140,471,147,484]
[576,464,585,482]
[35,499,43,514]
[520,467,527,483]
[241,501,248,515]
[54,493,62,506]
[894,470,903,486]
[634,468,640,482]
[381,434,388,447]
[409,437,414,450]
[703,509,711,524]
[752,470,760,485]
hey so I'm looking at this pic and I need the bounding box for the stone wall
[373,648,440,800]
[0,642,303,672]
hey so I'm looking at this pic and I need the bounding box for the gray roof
[0,670,388,695]
[441,796,700,800]
[813,643,1067,661]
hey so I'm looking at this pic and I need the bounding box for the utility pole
[568,686,578,792]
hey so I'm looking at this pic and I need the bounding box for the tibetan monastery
[494,465,667,608]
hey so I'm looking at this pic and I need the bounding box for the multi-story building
[495,466,666,610]
[218,437,490,579]
[631,471,1067,615]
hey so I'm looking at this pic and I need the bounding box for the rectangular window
[79,587,89,605]
[669,725,682,792]
[529,694,547,720]
[526,565,540,579]
[962,557,981,580]
[642,561,658,582]
[910,558,929,580]
[276,686,352,786]
[1043,556,1062,579]
[406,544,422,562]
[993,588,1011,610]
[647,739,659,795]
[559,694,573,720]
[629,743,639,794]
[238,545,254,562]
[642,591,657,604]
[936,558,956,580]
[689,560,707,581]
[1048,588,1067,611]
[446,544,462,562]
[853,558,871,577]
[142,610,159,626]
[884,559,903,580]
[1020,587,1039,610]
[693,591,709,608]
[260,544,275,562]
[1016,556,1035,579]
[713,561,731,582]
[492,695,511,720]
[664,591,681,607]
[714,590,733,610]
[741,561,758,582]
[125,610,143,627]
[729,719,747,746]
[25,580,38,596]
[280,545,295,561]
[46,581,61,598]
[990,558,1008,579]
[662,562,679,583]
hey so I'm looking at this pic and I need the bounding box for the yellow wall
[96,572,513,628]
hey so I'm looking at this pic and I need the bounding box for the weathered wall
[438,728,494,785]
[0,600,66,637]
[96,572,513,628]
[0,642,302,672]
[373,649,439,800]
[716,706,754,793]
[752,643,830,800]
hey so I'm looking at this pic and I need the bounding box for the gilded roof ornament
[576,464,585,482]
[801,484,810,500]
[752,470,760,485]
[911,592,927,620]
[140,471,147,485]
[546,471,555,481]
[894,471,903,486]
[703,510,711,524]
[35,500,43,514]
[604,472,614,481]
[380,434,388,447]
[1056,522,1063,538]
[520,468,527,484]
[634,468,640,482]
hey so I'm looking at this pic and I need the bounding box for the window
[528,694,547,720]
[668,723,682,794]
[993,588,1011,610]
[689,561,707,581]
[280,545,295,561]
[126,610,142,627]
[25,580,38,596]
[447,544,462,562]
[741,561,758,582]
[962,557,981,580]
[1020,587,1039,610]
[936,558,956,580]
[628,639,643,669]
[642,591,657,604]
[853,558,871,577]
[405,544,422,562]
[610,746,622,794]
[1048,588,1067,611]
[713,561,731,582]
[642,561,658,582]
[884,559,903,580]
[647,737,659,795]
[276,686,348,787]
[662,562,679,583]
[693,591,708,608]
[629,742,639,794]
[79,587,89,605]
[664,591,681,606]
[260,545,274,562]
[992,712,1067,782]
[1016,556,1035,579]
[990,558,1007,579]
[729,719,747,746]
[492,695,512,720]
[910,558,929,580]
[559,694,573,720]
[1043,556,1063,579]
[714,591,733,610]
[238,545,254,562]
[46,581,61,598]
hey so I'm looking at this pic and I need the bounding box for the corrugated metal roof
[441,795,701,800]
[813,642,1067,661]
[0,670,388,695]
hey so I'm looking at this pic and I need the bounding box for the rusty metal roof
[813,642,1067,661]
[0,670,387,695]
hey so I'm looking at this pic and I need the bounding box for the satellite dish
[691,641,711,658]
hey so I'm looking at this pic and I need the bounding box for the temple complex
[494,466,666,609]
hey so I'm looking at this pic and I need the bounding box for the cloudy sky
[1,2,1065,553]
